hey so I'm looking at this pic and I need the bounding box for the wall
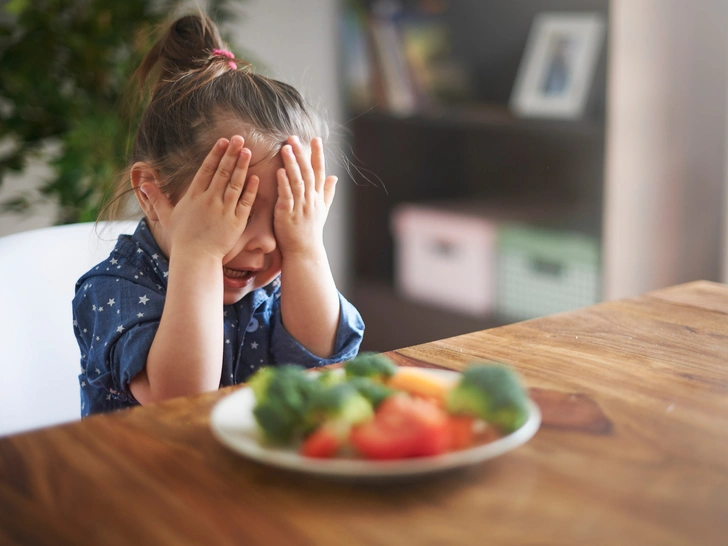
[604,0,728,299]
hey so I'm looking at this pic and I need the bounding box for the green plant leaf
[3,0,28,16]
[0,0,238,225]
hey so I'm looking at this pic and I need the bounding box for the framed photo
[510,12,605,119]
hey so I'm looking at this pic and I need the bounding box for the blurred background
[1,0,727,353]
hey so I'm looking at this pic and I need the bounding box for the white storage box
[391,204,497,316]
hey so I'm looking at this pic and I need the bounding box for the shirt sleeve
[73,274,163,402]
[269,292,365,368]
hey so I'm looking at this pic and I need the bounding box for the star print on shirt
[73,217,365,417]
[110,258,118,265]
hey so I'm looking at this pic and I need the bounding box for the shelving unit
[342,0,610,352]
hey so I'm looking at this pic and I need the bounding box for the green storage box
[497,225,601,320]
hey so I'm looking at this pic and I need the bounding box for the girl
[73,13,364,416]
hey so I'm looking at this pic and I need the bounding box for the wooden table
[2,280,727,545]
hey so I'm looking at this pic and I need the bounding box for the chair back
[0,220,139,436]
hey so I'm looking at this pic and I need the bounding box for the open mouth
[223,266,253,279]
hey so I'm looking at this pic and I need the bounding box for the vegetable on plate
[247,353,531,460]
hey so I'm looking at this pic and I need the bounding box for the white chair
[0,220,140,437]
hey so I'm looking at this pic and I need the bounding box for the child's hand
[274,136,337,258]
[141,136,259,261]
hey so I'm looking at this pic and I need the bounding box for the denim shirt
[72,219,365,416]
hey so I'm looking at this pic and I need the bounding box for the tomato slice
[350,394,450,459]
[300,426,343,458]
[447,415,475,450]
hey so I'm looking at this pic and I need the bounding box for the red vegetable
[447,415,475,450]
[349,393,451,459]
[300,425,344,458]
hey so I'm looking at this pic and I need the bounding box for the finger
[323,176,338,208]
[224,147,252,211]
[281,143,305,201]
[310,137,326,193]
[276,167,295,214]
[289,136,315,192]
[140,183,174,225]
[208,135,245,195]
[236,174,259,221]
[190,138,230,193]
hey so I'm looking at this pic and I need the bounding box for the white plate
[210,369,541,480]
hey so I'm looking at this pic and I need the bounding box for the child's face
[220,142,284,305]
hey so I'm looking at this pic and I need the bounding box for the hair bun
[135,13,232,89]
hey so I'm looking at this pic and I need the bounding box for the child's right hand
[140,136,259,261]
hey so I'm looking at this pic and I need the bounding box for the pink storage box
[391,203,497,316]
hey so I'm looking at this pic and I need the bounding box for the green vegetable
[316,368,345,388]
[445,362,530,433]
[248,366,276,402]
[252,401,301,445]
[344,352,397,382]
[249,365,322,444]
[305,383,374,433]
[347,376,395,408]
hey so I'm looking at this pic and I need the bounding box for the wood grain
[1,280,727,545]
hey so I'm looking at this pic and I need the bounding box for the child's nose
[243,221,277,254]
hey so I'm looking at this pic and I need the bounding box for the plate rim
[209,369,541,478]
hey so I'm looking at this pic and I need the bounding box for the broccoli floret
[445,362,529,433]
[347,376,395,408]
[249,365,323,444]
[247,366,276,402]
[305,382,374,433]
[316,368,345,388]
[252,401,301,445]
[344,352,397,382]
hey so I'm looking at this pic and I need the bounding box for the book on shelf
[398,14,473,108]
[340,3,374,113]
[341,0,473,116]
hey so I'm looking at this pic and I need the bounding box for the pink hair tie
[212,48,236,70]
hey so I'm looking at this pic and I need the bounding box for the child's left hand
[274,136,337,257]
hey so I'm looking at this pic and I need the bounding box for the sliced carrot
[386,367,457,403]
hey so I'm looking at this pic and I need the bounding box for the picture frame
[510,12,606,120]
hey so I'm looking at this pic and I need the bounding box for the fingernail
[139,184,149,197]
